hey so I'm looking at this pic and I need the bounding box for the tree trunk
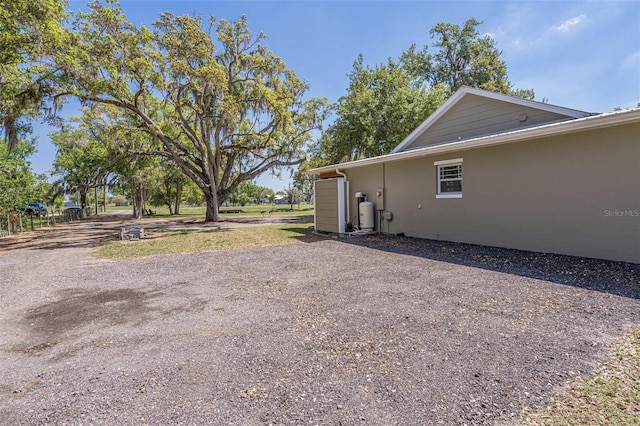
[203,187,219,222]
[174,181,182,215]
[94,187,99,216]
[80,189,88,209]
[165,182,173,215]
[132,185,143,219]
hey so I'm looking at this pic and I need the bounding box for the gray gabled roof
[391,86,594,153]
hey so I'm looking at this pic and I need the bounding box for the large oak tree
[0,0,68,151]
[57,1,324,221]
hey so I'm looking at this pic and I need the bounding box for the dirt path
[0,212,638,425]
[0,212,313,253]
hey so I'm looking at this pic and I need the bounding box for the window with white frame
[435,158,463,198]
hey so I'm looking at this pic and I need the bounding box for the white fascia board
[306,107,640,175]
[457,86,595,118]
[390,86,594,154]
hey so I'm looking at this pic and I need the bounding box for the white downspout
[335,168,350,229]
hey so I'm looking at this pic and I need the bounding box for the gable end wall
[405,94,573,151]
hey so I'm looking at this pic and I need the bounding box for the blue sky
[30,0,640,192]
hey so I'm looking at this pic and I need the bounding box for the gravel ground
[0,215,638,425]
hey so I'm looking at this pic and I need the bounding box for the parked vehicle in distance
[24,202,47,217]
[63,201,82,211]
[63,201,84,219]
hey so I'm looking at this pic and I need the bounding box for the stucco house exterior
[308,86,640,263]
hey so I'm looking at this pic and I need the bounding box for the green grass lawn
[521,327,640,425]
[105,204,313,218]
[96,224,317,258]
[106,204,133,211]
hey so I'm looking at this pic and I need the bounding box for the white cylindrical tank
[359,201,374,231]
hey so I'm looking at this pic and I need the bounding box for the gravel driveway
[1,214,638,425]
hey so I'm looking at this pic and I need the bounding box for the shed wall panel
[314,178,344,233]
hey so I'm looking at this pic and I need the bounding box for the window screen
[437,163,462,194]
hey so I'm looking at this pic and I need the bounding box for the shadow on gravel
[26,288,163,336]
[284,227,319,243]
[341,234,640,300]
[11,288,164,355]
[0,216,125,252]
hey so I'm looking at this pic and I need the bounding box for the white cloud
[489,6,587,53]
[556,14,587,32]
[486,2,638,112]
[622,51,640,70]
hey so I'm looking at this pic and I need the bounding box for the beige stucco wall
[345,164,384,229]
[341,122,640,263]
